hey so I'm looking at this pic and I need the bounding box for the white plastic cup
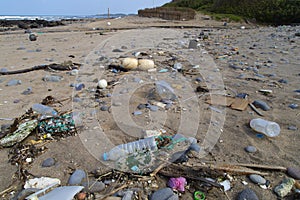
[250,118,280,137]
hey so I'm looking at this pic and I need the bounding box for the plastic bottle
[32,104,58,117]
[103,137,158,161]
[250,118,280,137]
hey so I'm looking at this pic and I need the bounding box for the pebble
[245,146,257,153]
[29,33,37,41]
[137,104,146,110]
[68,169,86,185]
[150,188,178,200]
[82,181,105,193]
[195,77,203,82]
[73,97,82,102]
[188,40,198,49]
[278,79,288,84]
[113,102,122,107]
[289,103,298,109]
[237,188,259,200]
[112,49,123,52]
[75,83,85,91]
[288,125,297,131]
[98,79,108,89]
[122,190,133,200]
[13,99,20,103]
[133,111,142,116]
[252,100,270,111]
[249,174,266,185]
[6,79,22,86]
[287,167,300,179]
[148,105,159,112]
[41,157,55,167]
[100,106,109,111]
[22,87,32,95]
[173,63,183,70]
[43,75,63,82]
[274,178,295,197]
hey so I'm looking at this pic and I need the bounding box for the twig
[150,163,167,177]
[249,103,264,116]
[0,184,16,196]
[0,62,80,75]
[98,183,128,200]
[233,163,287,171]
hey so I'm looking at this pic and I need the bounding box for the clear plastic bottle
[103,137,158,161]
[250,118,280,137]
[32,104,58,117]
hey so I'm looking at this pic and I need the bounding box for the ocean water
[0,14,131,21]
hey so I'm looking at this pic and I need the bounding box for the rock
[288,125,297,131]
[73,97,82,102]
[245,146,257,153]
[138,59,155,71]
[75,83,85,91]
[287,167,300,179]
[113,102,122,107]
[133,111,142,116]
[100,106,109,111]
[43,75,63,82]
[82,181,105,193]
[252,100,270,111]
[121,58,138,70]
[122,190,133,200]
[289,103,298,109]
[148,105,159,112]
[150,188,178,200]
[188,40,198,49]
[278,79,288,84]
[137,104,146,110]
[97,79,108,89]
[237,188,259,200]
[29,33,37,41]
[173,63,183,70]
[41,157,55,167]
[6,79,22,86]
[249,174,266,185]
[274,178,295,197]
[22,87,32,95]
[195,77,203,82]
[112,49,123,52]
[68,169,86,185]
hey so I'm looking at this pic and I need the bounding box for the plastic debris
[24,177,61,189]
[0,119,38,147]
[167,177,187,192]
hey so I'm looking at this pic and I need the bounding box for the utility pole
[107,8,110,18]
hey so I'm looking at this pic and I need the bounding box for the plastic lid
[103,153,108,161]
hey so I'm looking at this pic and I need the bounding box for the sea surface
[0,14,132,21]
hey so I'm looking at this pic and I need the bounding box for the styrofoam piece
[38,186,84,200]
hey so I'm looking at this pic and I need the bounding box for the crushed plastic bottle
[250,118,280,137]
[103,137,158,161]
[155,80,177,101]
[32,104,58,117]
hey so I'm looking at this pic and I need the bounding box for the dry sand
[0,15,299,199]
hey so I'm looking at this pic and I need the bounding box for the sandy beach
[0,14,299,199]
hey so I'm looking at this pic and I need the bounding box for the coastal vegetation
[163,0,300,24]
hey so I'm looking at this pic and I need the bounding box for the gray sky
[0,0,172,15]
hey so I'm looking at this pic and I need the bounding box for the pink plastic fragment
[167,177,187,192]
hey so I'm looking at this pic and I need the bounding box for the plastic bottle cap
[103,153,108,161]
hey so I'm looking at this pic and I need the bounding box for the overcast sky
[0,0,172,15]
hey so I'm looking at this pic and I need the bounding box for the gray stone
[245,146,257,153]
[22,87,32,95]
[29,34,37,41]
[83,181,105,193]
[151,188,177,200]
[237,188,259,200]
[149,105,158,112]
[274,178,295,197]
[43,75,63,82]
[287,167,300,179]
[68,169,86,185]
[133,111,142,116]
[137,104,146,110]
[289,103,298,109]
[188,40,198,49]
[73,97,82,102]
[122,190,133,200]
[288,125,298,131]
[6,79,22,86]
[113,102,122,106]
[278,79,288,84]
[249,174,266,185]
[112,49,123,52]
[252,100,270,111]
[100,106,109,111]
[41,157,55,167]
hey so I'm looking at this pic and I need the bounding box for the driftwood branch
[0,62,81,75]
